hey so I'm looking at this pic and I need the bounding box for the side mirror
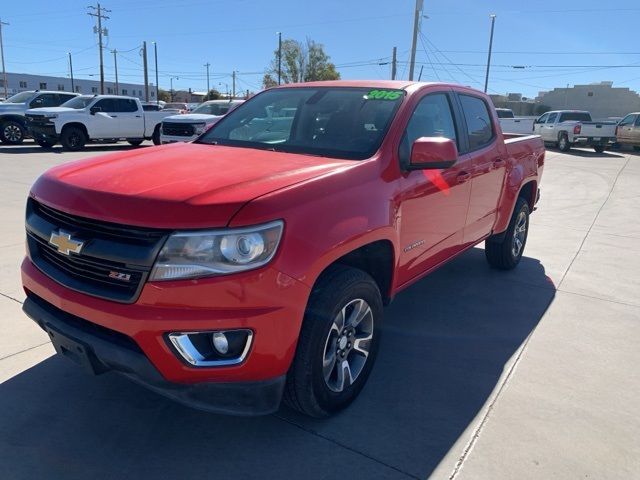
[408,137,458,170]
[90,106,102,115]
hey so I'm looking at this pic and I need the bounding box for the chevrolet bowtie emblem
[49,230,84,256]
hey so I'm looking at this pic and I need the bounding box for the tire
[284,265,383,417]
[485,197,530,270]
[558,134,571,152]
[35,138,56,149]
[127,139,144,147]
[60,126,86,151]
[152,126,161,145]
[593,145,606,153]
[1,120,26,145]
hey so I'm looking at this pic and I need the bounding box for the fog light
[212,332,229,354]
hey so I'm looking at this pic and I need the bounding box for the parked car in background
[615,113,640,151]
[21,80,544,417]
[25,95,174,150]
[533,110,617,153]
[141,102,164,111]
[163,102,190,113]
[160,99,244,143]
[495,108,536,135]
[0,90,78,144]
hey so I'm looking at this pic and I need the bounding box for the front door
[396,91,472,286]
[617,114,636,144]
[456,93,508,243]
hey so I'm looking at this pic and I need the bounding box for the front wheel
[485,197,530,270]
[60,126,86,151]
[284,265,382,417]
[558,134,571,152]
[35,138,56,148]
[152,126,161,145]
[1,120,26,145]
[127,139,144,147]
[593,145,606,153]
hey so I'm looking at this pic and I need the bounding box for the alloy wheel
[3,124,22,142]
[511,211,527,258]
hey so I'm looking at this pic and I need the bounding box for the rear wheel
[558,134,571,152]
[485,198,530,270]
[127,139,144,147]
[284,265,382,417]
[1,120,26,145]
[60,126,86,151]
[593,145,606,153]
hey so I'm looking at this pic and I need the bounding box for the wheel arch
[60,122,89,137]
[0,114,27,127]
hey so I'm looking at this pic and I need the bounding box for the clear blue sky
[2,0,640,97]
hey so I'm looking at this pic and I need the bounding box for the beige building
[535,82,640,119]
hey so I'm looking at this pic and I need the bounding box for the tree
[157,88,171,102]
[263,37,340,88]
[202,89,222,101]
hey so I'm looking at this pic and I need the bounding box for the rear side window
[399,93,458,165]
[635,116,640,127]
[459,94,495,151]
[547,112,558,123]
[117,99,138,112]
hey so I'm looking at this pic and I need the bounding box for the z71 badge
[108,271,132,282]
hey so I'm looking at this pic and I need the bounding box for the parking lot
[1,142,639,479]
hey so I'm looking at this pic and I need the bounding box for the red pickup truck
[21,81,544,417]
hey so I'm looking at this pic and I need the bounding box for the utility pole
[0,19,8,100]
[68,52,75,93]
[408,0,424,81]
[277,32,282,85]
[87,3,110,95]
[142,41,149,102]
[484,14,496,93]
[418,65,424,81]
[391,46,397,80]
[232,71,236,99]
[204,62,210,97]
[153,42,159,104]
[111,49,118,95]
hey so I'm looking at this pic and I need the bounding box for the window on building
[91,87,98,93]
[139,90,142,96]
[107,87,113,94]
[57,84,65,91]
[75,85,81,93]
[122,89,128,95]
[0,79,4,87]
[459,94,495,151]
[151,91,155,98]
[20,81,27,88]
[39,82,47,90]
[587,91,594,97]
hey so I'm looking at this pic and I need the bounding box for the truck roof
[273,80,418,90]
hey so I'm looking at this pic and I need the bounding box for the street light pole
[153,42,159,104]
[68,52,75,93]
[484,14,496,93]
[204,62,210,98]
[111,48,119,95]
[170,76,178,101]
[277,31,282,85]
[1,19,9,100]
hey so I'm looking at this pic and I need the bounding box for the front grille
[26,198,168,303]
[162,122,195,137]
[26,114,53,126]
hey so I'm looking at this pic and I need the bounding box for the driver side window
[619,114,636,126]
[399,93,458,165]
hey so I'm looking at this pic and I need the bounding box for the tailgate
[580,123,616,137]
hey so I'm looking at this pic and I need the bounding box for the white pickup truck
[160,99,244,143]
[25,95,174,150]
[533,110,617,153]
[496,108,536,135]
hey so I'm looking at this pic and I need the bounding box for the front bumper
[23,293,285,415]
[28,124,59,143]
[160,134,198,144]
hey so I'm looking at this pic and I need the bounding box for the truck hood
[25,107,78,115]
[164,113,222,123]
[31,143,352,229]
[0,103,25,112]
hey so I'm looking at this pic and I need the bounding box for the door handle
[109,115,118,118]
[457,171,471,183]
[135,115,141,118]
[493,158,506,168]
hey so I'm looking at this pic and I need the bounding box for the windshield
[61,96,94,109]
[193,102,234,115]
[560,112,591,122]
[4,91,34,104]
[197,87,404,160]
[164,103,186,109]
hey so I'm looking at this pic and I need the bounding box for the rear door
[456,93,508,243]
[617,114,636,144]
[542,112,558,141]
[115,99,144,138]
[395,90,472,285]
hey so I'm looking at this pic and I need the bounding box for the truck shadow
[0,248,555,480]
[0,144,152,155]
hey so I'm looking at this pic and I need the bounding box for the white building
[0,72,157,101]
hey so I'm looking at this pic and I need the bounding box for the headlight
[150,220,284,281]
[193,122,207,135]
[44,114,58,119]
